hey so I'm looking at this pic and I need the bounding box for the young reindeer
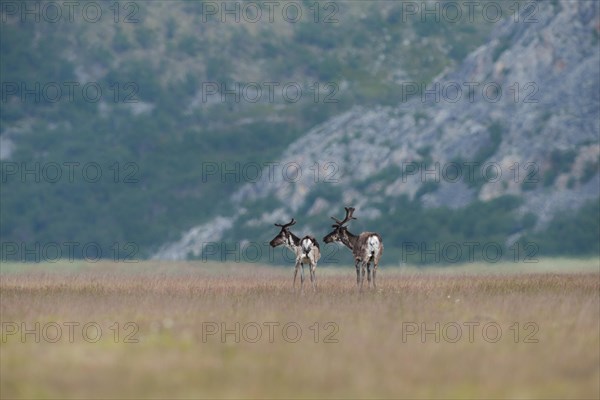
[269,218,321,291]
[323,207,383,290]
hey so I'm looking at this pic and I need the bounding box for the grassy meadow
[1,259,599,399]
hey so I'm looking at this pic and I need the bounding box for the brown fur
[323,208,383,290]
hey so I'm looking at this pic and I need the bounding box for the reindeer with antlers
[323,207,383,290]
[270,218,321,291]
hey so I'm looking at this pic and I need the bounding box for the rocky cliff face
[154,0,599,260]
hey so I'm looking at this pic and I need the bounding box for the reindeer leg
[373,262,378,289]
[355,259,361,287]
[300,263,305,292]
[310,262,317,291]
[367,261,372,288]
[360,261,367,292]
[293,262,300,292]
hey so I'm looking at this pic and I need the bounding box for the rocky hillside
[1,0,502,259]
[155,0,599,262]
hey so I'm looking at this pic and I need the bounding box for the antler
[274,218,296,229]
[330,207,357,227]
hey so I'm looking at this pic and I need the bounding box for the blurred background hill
[1,0,598,264]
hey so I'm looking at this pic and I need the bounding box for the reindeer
[323,207,383,290]
[269,218,321,291]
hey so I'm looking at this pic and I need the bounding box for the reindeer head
[323,207,356,244]
[269,218,297,248]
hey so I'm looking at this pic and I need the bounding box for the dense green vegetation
[198,192,599,266]
[522,200,600,257]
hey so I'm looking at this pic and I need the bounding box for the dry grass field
[1,259,599,399]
